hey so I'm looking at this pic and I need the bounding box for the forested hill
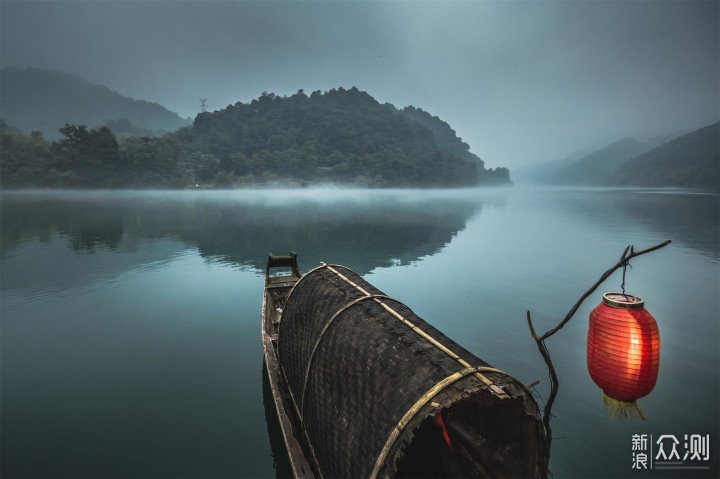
[397,106,494,173]
[610,122,719,190]
[180,88,509,187]
[0,87,511,188]
[0,67,191,139]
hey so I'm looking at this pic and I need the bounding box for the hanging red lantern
[587,293,660,418]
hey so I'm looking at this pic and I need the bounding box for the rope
[325,265,509,399]
[620,257,632,295]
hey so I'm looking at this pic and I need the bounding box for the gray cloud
[1,0,717,169]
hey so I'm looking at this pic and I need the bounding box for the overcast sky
[1,0,718,169]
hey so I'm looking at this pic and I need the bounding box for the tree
[51,124,121,185]
[0,122,53,187]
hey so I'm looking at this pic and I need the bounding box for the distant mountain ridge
[515,123,718,191]
[611,122,719,189]
[0,67,191,138]
[515,136,674,185]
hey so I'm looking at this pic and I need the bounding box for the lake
[1,187,718,478]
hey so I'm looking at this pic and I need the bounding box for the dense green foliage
[0,67,191,139]
[0,124,54,186]
[176,87,498,187]
[1,87,512,188]
[610,122,719,190]
[0,121,166,187]
[398,106,511,185]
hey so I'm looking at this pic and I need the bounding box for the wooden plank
[261,286,316,479]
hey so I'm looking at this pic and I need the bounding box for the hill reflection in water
[0,189,483,277]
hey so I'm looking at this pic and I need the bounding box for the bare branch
[527,310,557,471]
[539,240,671,341]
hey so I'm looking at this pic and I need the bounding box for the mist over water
[1,187,718,477]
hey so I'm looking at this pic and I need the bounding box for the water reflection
[617,191,719,259]
[525,188,719,260]
[0,190,481,275]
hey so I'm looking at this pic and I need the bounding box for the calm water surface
[1,187,718,478]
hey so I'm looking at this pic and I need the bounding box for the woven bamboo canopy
[277,263,548,478]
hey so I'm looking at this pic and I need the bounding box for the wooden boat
[262,252,548,479]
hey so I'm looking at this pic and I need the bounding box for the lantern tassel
[601,393,646,420]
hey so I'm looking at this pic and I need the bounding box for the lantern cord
[620,255,632,295]
[524,239,671,475]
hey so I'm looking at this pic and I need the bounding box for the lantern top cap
[602,292,645,310]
